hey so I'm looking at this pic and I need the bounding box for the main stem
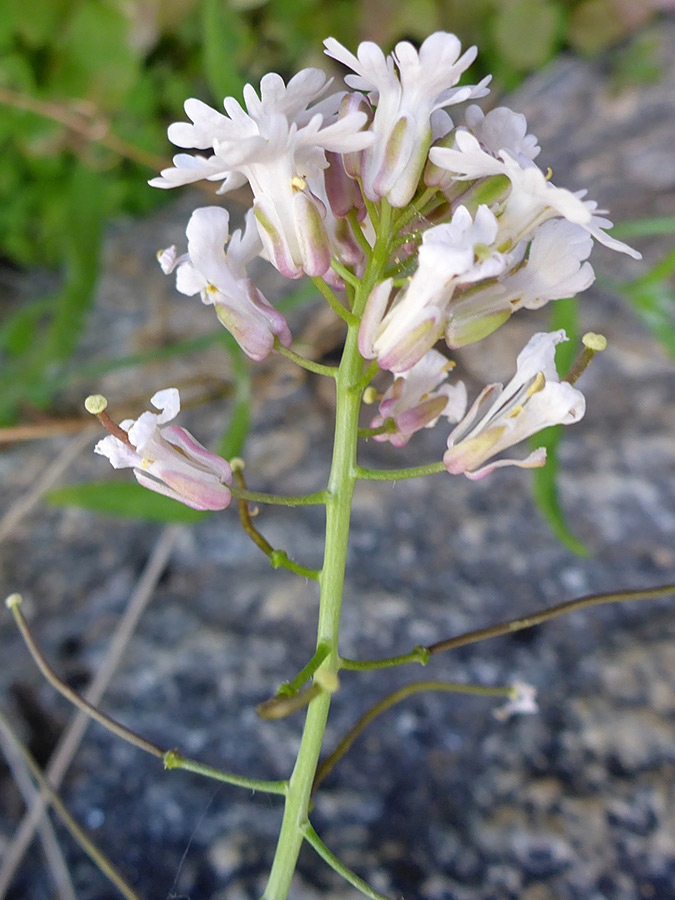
[260,322,364,900]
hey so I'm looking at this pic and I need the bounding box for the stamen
[526,372,546,397]
[564,332,608,385]
[84,394,135,449]
[291,176,307,191]
[506,404,523,419]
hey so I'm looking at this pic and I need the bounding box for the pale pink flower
[150,69,373,279]
[162,206,291,361]
[359,206,506,372]
[444,331,585,480]
[494,682,539,720]
[370,350,467,447]
[324,32,490,207]
[94,389,233,511]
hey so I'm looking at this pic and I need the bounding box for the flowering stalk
[77,29,645,900]
[261,206,393,900]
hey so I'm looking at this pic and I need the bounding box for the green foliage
[615,248,675,360]
[491,0,565,76]
[47,481,207,523]
[529,297,590,556]
[605,217,675,359]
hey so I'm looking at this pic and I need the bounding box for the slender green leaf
[218,338,251,459]
[47,164,106,361]
[530,297,589,556]
[200,0,245,102]
[47,481,206,523]
[621,280,675,359]
[610,217,675,240]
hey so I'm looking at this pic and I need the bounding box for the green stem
[260,323,363,900]
[357,359,380,391]
[260,202,396,900]
[310,275,359,324]
[164,751,287,795]
[340,645,430,671]
[276,643,331,697]
[330,260,361,292]
[314,680,512,792]
[302,823,390,900]
[229,487,328,507]
[355,461,446,481]
[358,421,396,439]
[274,340,339,378]
[269,550,320,580]
[232,467,320,579]
[347,208,374,260]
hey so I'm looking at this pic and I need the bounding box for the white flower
[359,205,507,372]
[94,389,233,511]
[501,219,595,309]
[494,682,539,720]
[444,330,586,480]
[429,136,641,259]
[324,33,490,207]
[464,104,540,165]
[150,69,374,278]
[164,206,291,360]
[370,350,467,447]
[444,218,595,347]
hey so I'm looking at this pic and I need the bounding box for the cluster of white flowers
[94,32,639,498]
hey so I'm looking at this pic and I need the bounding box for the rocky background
[1,22,674,900]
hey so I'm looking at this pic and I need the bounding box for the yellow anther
[291,176,307,191]
[85,394,108,415]
[5,593,23,610]
[506,404,524,419]
[526,371,546,397]
[443,359,457,371]
[206,283,218,295]
[545,167,553,181]
[141,458,153,470]
[582,332,607,352]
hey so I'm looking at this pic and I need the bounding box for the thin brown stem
[0,710,144,900]
[427,584,675,656]
[7,596,165,759]
[314,680,511,792]
[232,465,320,579]
[0,86,167,171]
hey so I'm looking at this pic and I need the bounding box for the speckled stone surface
[1,24,674,900]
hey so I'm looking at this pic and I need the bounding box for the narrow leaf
[47,482,206,524]
[530,297,589,556]
[200,0,245,102]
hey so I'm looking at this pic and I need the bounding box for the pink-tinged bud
[94,389,233,511]
[254,198,304,280]
[338,93,372,179]
[358,280,393,360]
[293,190,332,277]
[324,151,366,219]
[444,331,585,479]
[371,350,467,447]
[377,314,444,374]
